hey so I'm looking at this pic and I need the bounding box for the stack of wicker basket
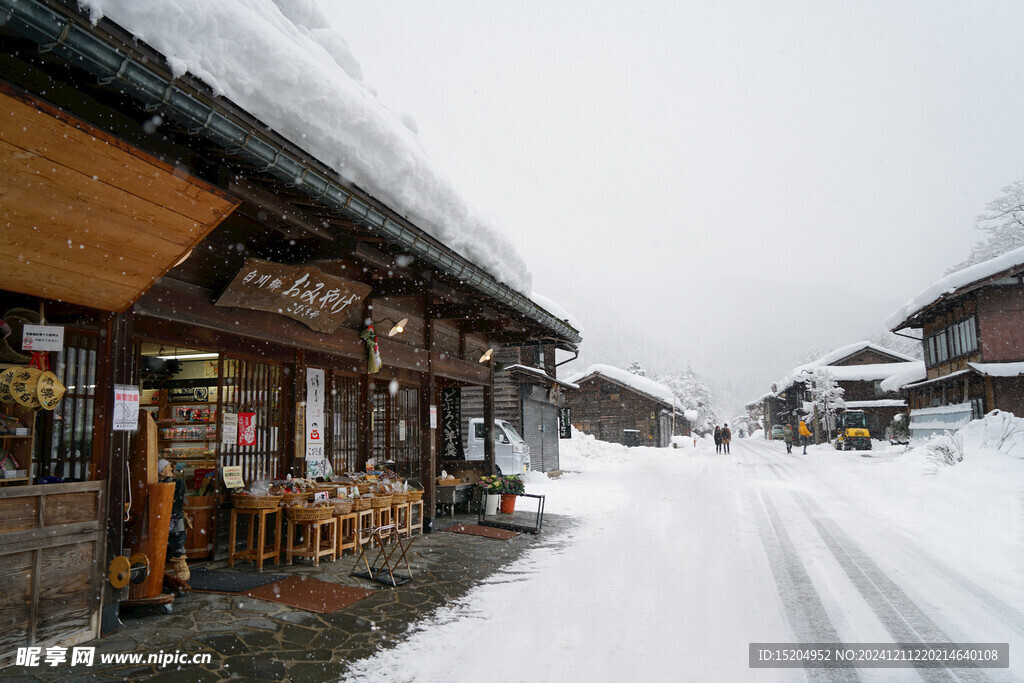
[285,503,334,522]
[232,493,283,509]
[370,493,393,509]
[331,498,355,516]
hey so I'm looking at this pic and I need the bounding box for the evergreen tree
[626,360,646,377]
[656,367,717,433]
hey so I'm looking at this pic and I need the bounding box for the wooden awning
[0,83,239,312]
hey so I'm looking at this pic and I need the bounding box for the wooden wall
[566,377,664,446]
[977,286,1024,363]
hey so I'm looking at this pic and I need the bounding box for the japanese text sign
[215,258,372,334]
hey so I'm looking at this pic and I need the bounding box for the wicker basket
[390,491,410,504]
[436,478,459,487]
[233,493,283,509]
[356,483,373,494]
[353,496,372,512]
[370,494,393,509]
[331,499,355,515]
[407,489,424,502]
[286,505,334,522]
[281,491,312,505]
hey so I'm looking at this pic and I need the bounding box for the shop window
[38,331,99,481]
[971,397,984,420]
[329,373,360,474]
[221,357,284,483]
[371,383,420,480]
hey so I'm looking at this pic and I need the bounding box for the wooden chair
[335,511,358,557]
[228,506,282,572]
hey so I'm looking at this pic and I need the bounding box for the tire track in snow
[749,484,863,683]
[758,444,1024,639]
[792,492,991,683]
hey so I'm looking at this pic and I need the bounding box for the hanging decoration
[360,324,382,374]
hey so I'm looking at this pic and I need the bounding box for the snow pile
[968,361,1024,377]
[557,428,632,470]
[572,364,677,405]
[530,292,582,333]
[886,244,1024,329]
[80,0,534,293]
[879,362,927,392]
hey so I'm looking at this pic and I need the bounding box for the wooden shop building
[0,0,580,663]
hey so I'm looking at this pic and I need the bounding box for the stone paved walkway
[5,513,572,682]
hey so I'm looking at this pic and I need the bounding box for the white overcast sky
[324,1,1024,410]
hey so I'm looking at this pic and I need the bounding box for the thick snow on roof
[502,364,579,390]
[774,341,919,391]
[82,0,533,293]
[968,361,1024,377]
[844,399,907,409]
[886,245,1024,330]
[530,292,582,333]
[879,363,927,393]
[576,364,677,405]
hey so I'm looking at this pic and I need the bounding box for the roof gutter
[0,0,581,344]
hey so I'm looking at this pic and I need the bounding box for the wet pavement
[5,512,572,682]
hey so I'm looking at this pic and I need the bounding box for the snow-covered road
[345,434,1024,682]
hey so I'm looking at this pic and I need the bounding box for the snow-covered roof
[502,364,579,390]
[82,0,533,294]
[530,293,582,334]
[967,361,1024,378]
[844,399,907,409]
[903,368,972,390]
[886,244,1024,330]
[879,363,927,393]
[773,341,920,392]
[573,364,677,406]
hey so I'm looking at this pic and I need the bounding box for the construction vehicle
[834,409,872,451]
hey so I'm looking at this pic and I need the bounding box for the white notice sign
[113,385,140,432]
[222,412,238,445]
[429,405,437,430]
[21,324,64,352]
[305,368,326,465]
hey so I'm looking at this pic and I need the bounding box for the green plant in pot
[498,475,524,513]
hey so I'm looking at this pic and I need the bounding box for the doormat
[244,575,375,614]
[351,568,413,587]
[439,523,520,540]
[188,568,290,594]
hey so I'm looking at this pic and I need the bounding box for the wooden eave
[893,266,1024,330]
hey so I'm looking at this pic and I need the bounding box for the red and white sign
[238,412,257,446]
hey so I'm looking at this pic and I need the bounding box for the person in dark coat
[713,426,722,454]
[721,424,732,454]
[783,424,794,454]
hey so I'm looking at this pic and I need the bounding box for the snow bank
[573,364,676,405]
[80,0,534,293]
[886,244,1024,329]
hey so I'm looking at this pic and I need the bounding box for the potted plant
[498,475,525,514]
[476,475,502,515]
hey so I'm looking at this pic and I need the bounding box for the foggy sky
[326,1,1024,415]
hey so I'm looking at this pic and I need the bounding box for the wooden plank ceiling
[0,84,239,312]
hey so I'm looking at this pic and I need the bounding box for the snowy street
[347,433,1024,682]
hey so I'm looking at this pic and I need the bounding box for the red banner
[238,412,256,446]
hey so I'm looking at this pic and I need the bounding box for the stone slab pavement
[4,513,572,682]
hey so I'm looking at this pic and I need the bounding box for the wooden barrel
[185,495,215,559]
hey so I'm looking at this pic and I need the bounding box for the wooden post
[484,378,495,476]
[419,305,436,531]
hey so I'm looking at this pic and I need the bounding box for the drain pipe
[0,0,580,344]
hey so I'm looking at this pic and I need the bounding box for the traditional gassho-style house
[886,245,1024,436]
[564,365,689,447]
[0,0,579,662]
[764,342,923,439]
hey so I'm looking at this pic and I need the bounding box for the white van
[465,418,531,475]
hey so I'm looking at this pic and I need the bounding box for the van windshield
[500,421,525,444]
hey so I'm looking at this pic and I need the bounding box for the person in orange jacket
[798,420,812,454]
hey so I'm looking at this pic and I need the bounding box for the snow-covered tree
[656,368,717,434]
[868,330,923,360]
[626,360,646,377]
[946,179,1024,273]
[807,367,844,442]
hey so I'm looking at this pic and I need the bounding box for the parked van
[465,418,531,474]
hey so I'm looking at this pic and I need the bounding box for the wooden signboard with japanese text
[215,258,371,334]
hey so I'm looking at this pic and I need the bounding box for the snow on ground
[344,424,1024,682]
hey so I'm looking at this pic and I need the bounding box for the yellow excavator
[834,409,872,451]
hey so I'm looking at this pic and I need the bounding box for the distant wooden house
[764,342,923,439]
[887,247,1024,436]
[461,343,577,472]
[564,365,689,448]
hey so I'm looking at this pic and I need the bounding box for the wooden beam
[229,175,333,239]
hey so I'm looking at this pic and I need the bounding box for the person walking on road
[783,423,794,454]
[798,420,812,454]
[713,425,722,454]
[721,423,732,454]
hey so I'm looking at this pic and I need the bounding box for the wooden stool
[286,515,337,567]
[229,506,282,572]
[355,508,375,550]
[391,501,411,537]
[335,512,358,557]
[408,500,424,535]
